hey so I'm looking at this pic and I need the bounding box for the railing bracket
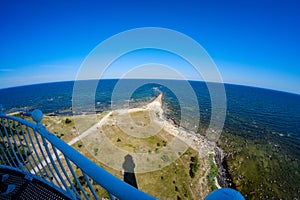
[25,174,33,181]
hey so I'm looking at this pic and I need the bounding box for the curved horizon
[0,78,299,96]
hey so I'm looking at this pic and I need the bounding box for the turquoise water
[0,79,299,198]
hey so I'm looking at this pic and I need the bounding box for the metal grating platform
[0,168,70,200]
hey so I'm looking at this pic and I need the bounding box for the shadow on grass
[122,154,138,189]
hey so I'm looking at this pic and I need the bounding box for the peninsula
[22,93,225,199]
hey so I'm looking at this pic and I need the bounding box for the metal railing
[0,105,156,200]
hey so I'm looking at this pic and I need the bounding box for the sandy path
[30,111,112,174]
[29,95,160,174]
[67,111,113,146]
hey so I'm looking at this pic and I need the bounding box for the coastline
[158,93,234,190]
[8,93,231,192]
[214,146,235,189]
[147,93,231,190]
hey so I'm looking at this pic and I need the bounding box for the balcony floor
[0,168,70,200]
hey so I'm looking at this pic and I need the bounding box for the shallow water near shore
[1,79,299,199]
[163,82,300,199]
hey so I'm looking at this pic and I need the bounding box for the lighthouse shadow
[122,154,138,189]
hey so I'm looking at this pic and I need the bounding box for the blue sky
[0,0,299,94]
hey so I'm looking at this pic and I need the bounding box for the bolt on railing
[0,105,156,200]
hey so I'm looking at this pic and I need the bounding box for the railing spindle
[41,136,71,194]
[33,130,63,188]
[18,122,38,174]
[1,119,19,167]
[0,143,11,166]
[82,171,99,200]
[26,125,52,182]
[65,156,88,199]
[52,145,81,199]
[12,121,32,172]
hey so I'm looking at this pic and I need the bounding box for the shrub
[189,156,199,178]
[162,140,167,146]
[175,186,179,192]
[65,118,72,124]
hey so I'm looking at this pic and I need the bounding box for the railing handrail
[0,109,156,200]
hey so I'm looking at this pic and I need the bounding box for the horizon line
[0,78,299,96]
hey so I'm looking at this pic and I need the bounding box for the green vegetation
[189,156,199,178]
[156,112,160,118]
[54,131,64,139]
[72,171,110,199]
[161,154,170,162]
[12,113,24,119]
[94,148,98,156]
[162,140,167,146]
[217,133,300,199]
[65,118,72,124]
[207,154,218,190]
[175,185,179,191]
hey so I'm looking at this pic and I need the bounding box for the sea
[0,79,299,199]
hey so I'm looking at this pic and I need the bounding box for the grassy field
[12,107,215,199]
[73,108,213,199]
[73,140,212,199]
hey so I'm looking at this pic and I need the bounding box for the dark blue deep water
[0,79,299,198]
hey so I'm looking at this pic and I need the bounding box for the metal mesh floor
[0,168,70,200]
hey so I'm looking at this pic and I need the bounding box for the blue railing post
[31,109,44,130]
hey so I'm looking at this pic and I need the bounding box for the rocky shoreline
[214,146,236,189]
[158,93,233,189]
